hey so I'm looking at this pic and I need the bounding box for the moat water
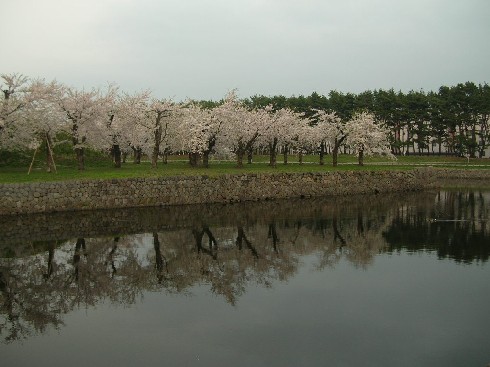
[1,187,489,366]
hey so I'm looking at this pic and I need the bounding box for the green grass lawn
[1,152,489,184]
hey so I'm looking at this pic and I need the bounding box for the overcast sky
[2,0,489,100]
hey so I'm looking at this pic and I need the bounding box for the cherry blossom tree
[1,75,32,150]
[292,119,316,165]
[101,85,130,168]
[116,91,152,164]
[259,106,304,167]
[148,99,180,168]
[53,83,117,170]
[195,93,235,167]
[176,103,218,167]
[217,95,266,167]
[1,74,34,153]
[311,110,344,166]
[1,76,68,172]
[118,91,180,168]
[0,73,29,137]
[345,112,394,165]
[21,79,68,172]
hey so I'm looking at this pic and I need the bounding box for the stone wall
[0,169,435,215]
[431,168,490,180]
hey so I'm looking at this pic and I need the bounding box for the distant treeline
[220,82,490,157]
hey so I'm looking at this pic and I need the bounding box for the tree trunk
[73,238,86,282]
[247,147,253,164]
[151,126,162,169]
[320,142,325,165]
[71,121,84,171]
[236,150,244,167]
[151,144,159,168]
[332,144,339,167]
[298,150,303,165]
[394,126,401,155]
[268,223,279,253]
[43,241,56,279]
[45,134,55,173]
[203,226,218,250]
[470,126,477,158]
[189,152,199,167]
[151,152,158,168]
[332,215,346,245]
[133,148,142,164]
[113,144,121,168]
[193,229,204,253]
[333,136,347,167]
[357,212,364,234]
[358,148,364,166]
[236,227,258,259]
[203,151,210,168]
[75,147,85,171]
[269,139,278,167]
[106,237,119,277]
[153,232,165,283]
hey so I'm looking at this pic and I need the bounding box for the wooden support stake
[46,135,57,173]
[28,148,38,175]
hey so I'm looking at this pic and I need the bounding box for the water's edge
[0,168,488,215]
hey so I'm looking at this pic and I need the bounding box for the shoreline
[0,168,489,215]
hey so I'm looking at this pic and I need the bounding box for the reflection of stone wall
[0,191,437,249]
[0,170,433,215]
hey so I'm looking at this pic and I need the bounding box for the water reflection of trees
[383,189,490,263]
[1,190,489,343]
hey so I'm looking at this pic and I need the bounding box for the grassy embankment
[1,149,489,184]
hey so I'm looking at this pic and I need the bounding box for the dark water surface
[1,189,489,367]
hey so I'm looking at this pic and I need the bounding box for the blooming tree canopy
[2,72,406,170]
[118,91,180,168]
[1,77,69,171]
[311,109,344,166]
[0,73,29,135]
[291,119,316,164]
[177,100,240,167]
[345,112,394,165]
[259,106,304,166]
[213,91,266,167]
[53,83,117,170]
